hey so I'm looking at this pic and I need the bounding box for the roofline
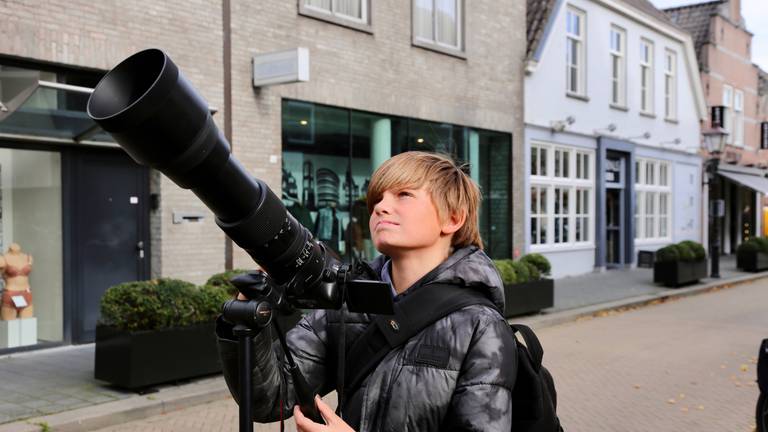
[661,0,724,13]
[528,0,708,121]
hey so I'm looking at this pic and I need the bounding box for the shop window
[281,100,511,260]
[0,149,62,349]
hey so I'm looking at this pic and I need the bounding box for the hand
[294,396,355,432]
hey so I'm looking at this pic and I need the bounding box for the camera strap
[343,283,496,402]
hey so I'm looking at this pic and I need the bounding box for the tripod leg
[237,329,254,432]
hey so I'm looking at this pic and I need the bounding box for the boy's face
[369,186,449,257]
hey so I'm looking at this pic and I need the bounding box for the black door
[67,149,149,343]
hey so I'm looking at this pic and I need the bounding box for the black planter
[94,322,222,390]
[653,259,707,288]
[737,250,768,272]
[503,279,554,318]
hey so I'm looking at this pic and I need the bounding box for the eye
[398,190,414,198]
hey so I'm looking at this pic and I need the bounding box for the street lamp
[703,126,729,278]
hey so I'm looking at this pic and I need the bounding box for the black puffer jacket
[217,246,518,431]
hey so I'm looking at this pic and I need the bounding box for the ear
[441,210,466,236]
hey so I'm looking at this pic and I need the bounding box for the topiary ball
[519,253,551,276]
[493,259,517,285]
[655,244,680,263]
[510,261,531,284]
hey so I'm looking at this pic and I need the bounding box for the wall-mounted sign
[761,121,768,150]
[711,106,726,128]
[252,47,310,87]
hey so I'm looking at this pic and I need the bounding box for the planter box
[737,250,768,272]
[95,322,221,390]
[653,260,707,288]
[503,279,554,318]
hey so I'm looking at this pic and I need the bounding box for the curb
[0,378,231,432]
[514,271,768,330]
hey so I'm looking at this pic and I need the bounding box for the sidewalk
[0,255,761,431]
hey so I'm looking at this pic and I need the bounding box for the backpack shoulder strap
[509,323,544,370]
[343,283,495,398]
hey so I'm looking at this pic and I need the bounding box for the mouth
[375,220,399,230]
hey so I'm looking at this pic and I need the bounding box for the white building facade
[524,0,708,278]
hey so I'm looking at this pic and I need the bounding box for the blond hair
[366,151,483,249]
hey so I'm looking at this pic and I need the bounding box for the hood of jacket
[367,245,505,311]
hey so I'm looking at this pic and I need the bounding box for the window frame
[530,142,595,250]
[664,49,677,121]
[640,38,655,115]
[634,158,672,243]
[722,84,734,145]
[299,0,373,33]
[734,89,744,147]
[565,6,587,98]
[412,0,466,58]
[609,25,627,108]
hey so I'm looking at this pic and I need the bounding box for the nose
[373,192,394,216]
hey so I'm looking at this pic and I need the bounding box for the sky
[650,0,768,71]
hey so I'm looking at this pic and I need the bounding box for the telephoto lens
[87,49,339,309]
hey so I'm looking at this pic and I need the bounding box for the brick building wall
[1,0,527,281]
[228,1,527,268]
[0,0,226,284]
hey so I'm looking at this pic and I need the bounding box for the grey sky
[649,0,768,71]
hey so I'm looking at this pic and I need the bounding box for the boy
[217,151,517,431]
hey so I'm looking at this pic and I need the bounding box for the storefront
[0,61,150,352]
[281,99,513,261]
[715,164,768,254]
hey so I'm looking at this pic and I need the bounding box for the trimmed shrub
[519,253,551,277]
[675,243,695,262]
[655,244,680,263]
[205,269,251,296]
[494,259,517,285]
[737,239,760,254]
[100,279,230,332]
[752,237,768,253]
[679,240,706,261]
[524,262,541,281]
[510,261,531,284]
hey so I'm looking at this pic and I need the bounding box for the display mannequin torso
[0,243,34,320]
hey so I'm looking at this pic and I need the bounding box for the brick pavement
[91,276,767,431]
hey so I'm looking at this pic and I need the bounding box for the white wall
[525,0,702,153]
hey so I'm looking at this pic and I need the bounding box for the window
[413,0,464,53]
[530,143,594,248]
[300,0,370,30]
[640,39,654,114]
[281,99,512,259]
[610,26,626,107]
[734,89,744,146]
[566,7,586,96]
[664,50,677,120]
[635,158,672,241]
[723,85,733,144]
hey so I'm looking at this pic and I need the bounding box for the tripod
[222,272,324,432]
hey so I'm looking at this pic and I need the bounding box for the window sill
[610,103,628,112]
[634,238,673,246]
[639,111,656,119]
[298,6,373,34]
[530,243,596,253]
[411,39,467,60]
[664,117,679,124]
[566,92,590,102]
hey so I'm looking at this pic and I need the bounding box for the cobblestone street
[93,279,768,431]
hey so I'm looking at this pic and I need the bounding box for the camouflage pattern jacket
[217,246,518,431]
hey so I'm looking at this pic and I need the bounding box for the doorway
[65,149,149,343]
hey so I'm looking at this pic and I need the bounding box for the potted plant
[653,240,707,287]
[736,237,768,272]
[94,278,231,390]
[495,253,554,317]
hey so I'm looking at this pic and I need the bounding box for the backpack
[340,282,563,432]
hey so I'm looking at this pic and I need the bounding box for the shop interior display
[283,156,374,260]
[0,242,34,321]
